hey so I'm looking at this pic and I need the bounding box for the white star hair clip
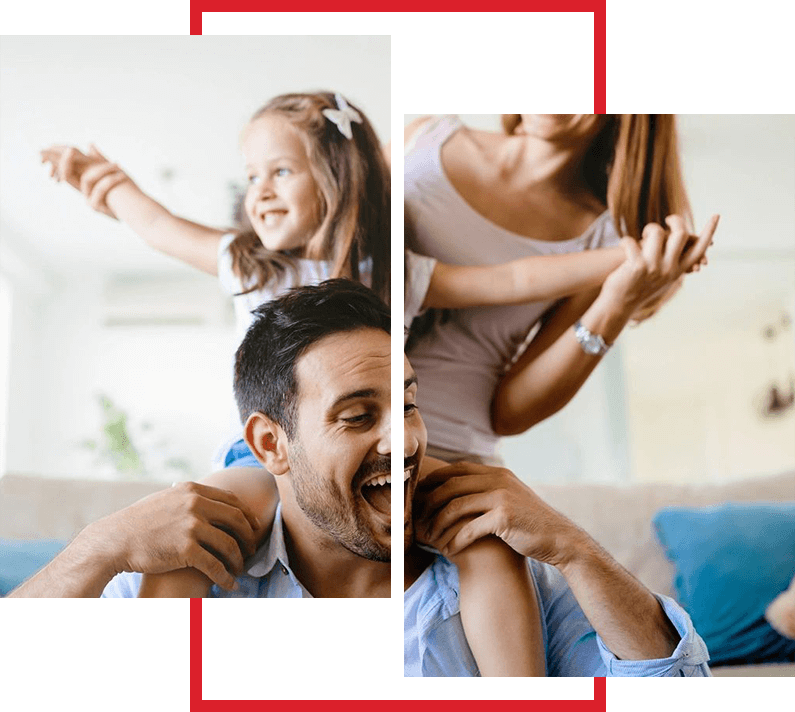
[322,93,363,140]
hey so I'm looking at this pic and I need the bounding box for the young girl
[41,90,390,597]
[403,220,710,677]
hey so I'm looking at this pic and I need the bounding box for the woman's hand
[41,144,132,219]
[600,214,719,321]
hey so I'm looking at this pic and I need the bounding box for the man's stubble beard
[289,440,392,563]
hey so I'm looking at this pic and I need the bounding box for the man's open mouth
[362,470,410,516]
[361,472,391,515]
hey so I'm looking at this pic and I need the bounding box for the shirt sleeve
[535,561,711,677]
[404,250,437,339]
[596,594,712,677]
[100,572,143,598]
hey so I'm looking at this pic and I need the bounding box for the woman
[404,114,717,462]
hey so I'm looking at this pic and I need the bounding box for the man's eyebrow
[330,388,380,410]
[246,156,298,168]
[405,374,418,390]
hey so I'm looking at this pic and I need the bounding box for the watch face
[575,323,606,355]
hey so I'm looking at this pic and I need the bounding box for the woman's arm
[491,216,718,435]
[424,245,624,309]
[138,467,278,598]
[491,287,615,435]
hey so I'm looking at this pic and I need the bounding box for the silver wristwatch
[573,320,610,356]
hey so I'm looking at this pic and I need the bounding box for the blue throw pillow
[0,539,67,596]
[653,503,795,666]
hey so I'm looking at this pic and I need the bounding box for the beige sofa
[531,470,795,676]
[0,474,167,598]
[0,473,164,541]
[2,470,794,675]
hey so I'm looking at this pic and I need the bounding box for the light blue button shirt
[404,554,711,677]
[101,505,312,598]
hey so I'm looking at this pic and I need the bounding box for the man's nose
[378,408,392,455]
[404,418,419,460]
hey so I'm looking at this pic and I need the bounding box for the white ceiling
[0,35,390,278]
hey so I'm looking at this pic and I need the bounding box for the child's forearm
[425,246,624,309]
[136,468,279,598]
[454,537,545,676]
[106,182,225,274]
[105,182,175,245]
[138,569,213,598]
[506,247,624,304]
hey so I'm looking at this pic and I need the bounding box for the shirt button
[281,564,288,575]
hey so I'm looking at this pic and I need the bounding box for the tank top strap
[405,115,463,156]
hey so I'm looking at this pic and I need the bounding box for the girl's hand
[416,462,588,567]
[600,214,719,321]
[41,145,132,219]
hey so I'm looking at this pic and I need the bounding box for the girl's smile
[241,114,322,253]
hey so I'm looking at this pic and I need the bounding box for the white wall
[3,269,239,481]
[1,36,390,482]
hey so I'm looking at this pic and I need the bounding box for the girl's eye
[275,167,291,178]
[247,175,260,186]
[248,168,292,185]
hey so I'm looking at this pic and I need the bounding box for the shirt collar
[405,553,461,626]
[245,503,291,578]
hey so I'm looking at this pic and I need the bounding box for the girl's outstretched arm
[138,467,278,598]
[41,145,225,275]
[423,245,625,310]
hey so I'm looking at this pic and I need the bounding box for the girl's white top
[214,233,372,464]
[404,249,437,343]
[404,116,620,457]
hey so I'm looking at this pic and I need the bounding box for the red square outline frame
[190,0,606,700]
[191,599,606,710]
[188,1,606,113]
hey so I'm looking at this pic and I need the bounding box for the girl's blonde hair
[503,114,692,319]
[230,92,390,302]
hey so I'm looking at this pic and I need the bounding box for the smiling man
[402,354,712,676]
[99,279,392,598]
[266,327,392,563]
[10,280,393,599]
[223,279,393,597]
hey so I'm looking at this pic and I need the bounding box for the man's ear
[243,412,290,475]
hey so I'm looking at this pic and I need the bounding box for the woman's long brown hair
[503,114,692,319]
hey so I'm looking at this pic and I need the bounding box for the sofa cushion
[653,503,795,665]
[0,538,66,596]
[532,469,795,598]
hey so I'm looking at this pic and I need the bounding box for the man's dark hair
[233,279,391,437]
